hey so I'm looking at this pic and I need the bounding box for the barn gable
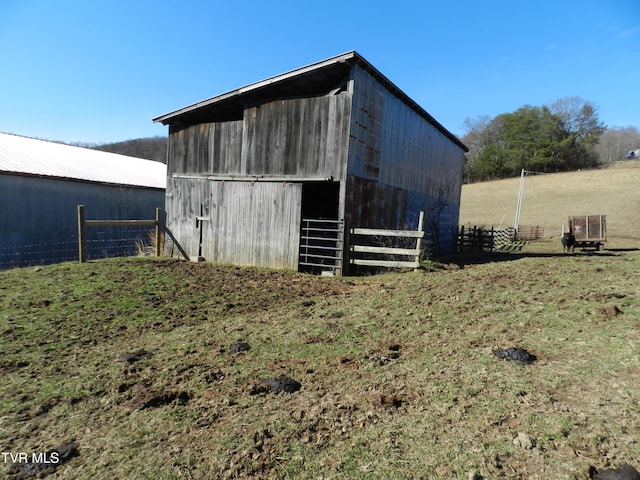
[154,51,467,273]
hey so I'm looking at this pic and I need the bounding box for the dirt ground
[1,251,639,479]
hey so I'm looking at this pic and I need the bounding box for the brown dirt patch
[126,384,191,410]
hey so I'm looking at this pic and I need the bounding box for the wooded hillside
[89,136,167,163]
[462,97,640,182]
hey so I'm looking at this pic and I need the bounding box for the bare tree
[425,170,462,254]
[462,115,506,182]
[595,126,640,162]
[548,96,606,148]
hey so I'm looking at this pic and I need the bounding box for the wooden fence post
[78,205,162,261]
[415,210,425,264]
[77,205,87,263]
[471,225,479,252]
[155,208,163,257]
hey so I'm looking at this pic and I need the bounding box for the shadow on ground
[436,248,637,269]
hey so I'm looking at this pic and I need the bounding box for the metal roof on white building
[0,132,166,189]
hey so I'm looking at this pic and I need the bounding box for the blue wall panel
[0,174,164,268]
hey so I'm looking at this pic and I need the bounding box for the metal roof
[153,51,468,152]
[0,132,166,189]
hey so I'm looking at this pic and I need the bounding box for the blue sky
[1,0,638,144]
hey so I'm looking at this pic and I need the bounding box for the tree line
[462,97,640,183]
[78,136,168,164]
[75,100,639,179]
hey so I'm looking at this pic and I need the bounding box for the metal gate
[299,218,344,275]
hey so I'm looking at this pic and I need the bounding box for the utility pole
[515,168,545,235]
[514,168,526,232]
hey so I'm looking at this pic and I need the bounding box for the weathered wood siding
[168,121,243,175]
[241,95,351,178]
[164,94,352,270]
[165,177,301,269]
[344,65,465,253]
[165,63,465,272]
[205,181,301,269]
[164,177,210,257]
[167,95,351,178]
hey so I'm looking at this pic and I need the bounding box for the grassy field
[460,160,640,246]
[1,163,639,479]
[1,245,639,478]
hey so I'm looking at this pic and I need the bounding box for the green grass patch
[1,250,639,478]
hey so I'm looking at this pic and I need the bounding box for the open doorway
[299,182,342,275]
[301,182,339,219]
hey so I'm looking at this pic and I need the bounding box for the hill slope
[91,136,167,164]
[460,161,640,245]
[1,255,639,478]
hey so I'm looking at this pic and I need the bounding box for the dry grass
[1,251,639,479]
[460,160,640,246]
[1,163,639,479]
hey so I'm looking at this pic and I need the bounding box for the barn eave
[0,170,165,191]
[153,51,468,152]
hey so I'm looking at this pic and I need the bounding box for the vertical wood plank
[415,210,425,264]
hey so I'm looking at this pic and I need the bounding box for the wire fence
[456,225,545,253]
[457,226,517,253]
[0,226,157,270]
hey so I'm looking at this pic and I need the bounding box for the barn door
[202,181,302,270]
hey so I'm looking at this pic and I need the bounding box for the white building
[0,132,166,268]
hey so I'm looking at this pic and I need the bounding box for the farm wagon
[154,51,468,275]
[565,214,607,251]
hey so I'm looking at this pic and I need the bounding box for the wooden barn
[0,132,166,269]
[154,51,467,274]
